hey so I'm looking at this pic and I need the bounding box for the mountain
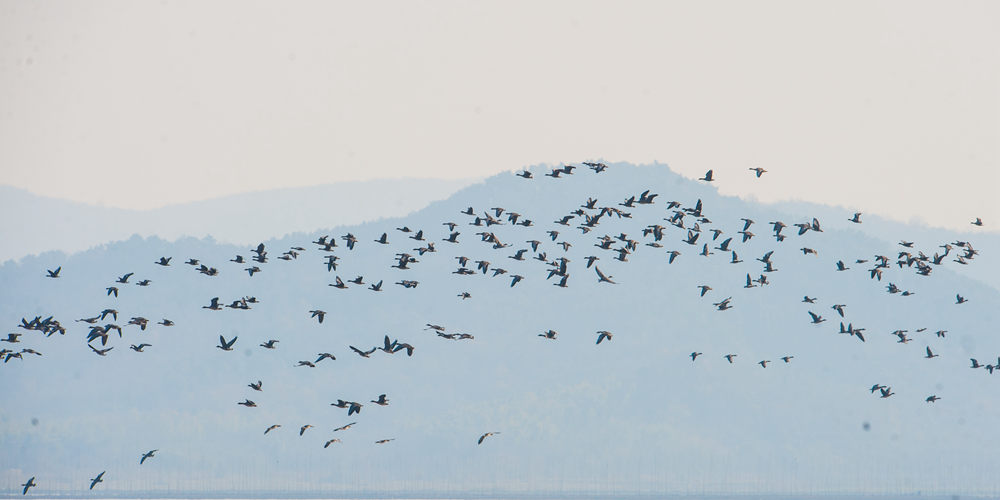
[1,163,998,498]
[0,177,479,265]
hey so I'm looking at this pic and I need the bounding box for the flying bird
[350,346,376,358]
[89,345,113,356]
[309,310,326,324]
[594,266,616,284]
[348,402,363,415]
[808,311,826,324]
[89,471,105,490]
[217,335,237,351]
[140,450,157,464]
[21,477,36,495]
[478,432,501,445]
[714,297,733,311]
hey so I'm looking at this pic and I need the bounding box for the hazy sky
[0,1,997,229]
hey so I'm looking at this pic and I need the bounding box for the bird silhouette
[350,346,377,358]
[217,335,237,351]
[88,471,105,490]
[478,432,501,444]
[21,477,36,495]
[309,310,326,323]
[89,345,112,356]
[333,422,357,432]
[594,266,616,284]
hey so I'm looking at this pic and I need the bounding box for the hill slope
[1,163,998,497]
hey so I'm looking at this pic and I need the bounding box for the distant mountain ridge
[0,177,480,264]
[1,163,998,497]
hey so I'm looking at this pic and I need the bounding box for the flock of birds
[6,163,990,495]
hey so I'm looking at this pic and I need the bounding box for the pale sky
[0,0,997,230]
